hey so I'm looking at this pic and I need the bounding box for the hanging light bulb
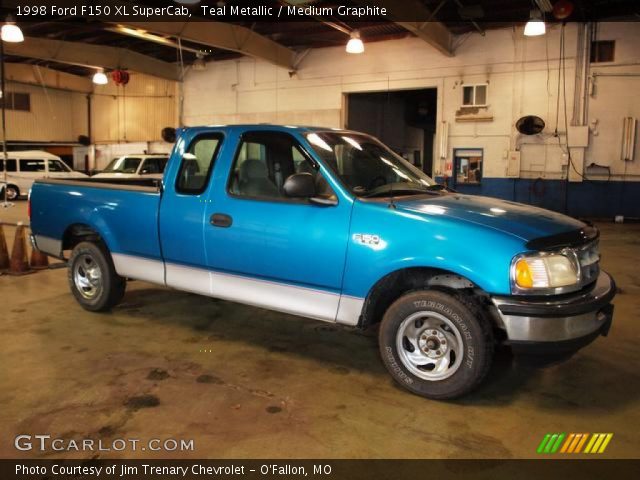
[524,9,546,36]
[1,16,24,43]
[92,69,108,85]
[346,30,364,54]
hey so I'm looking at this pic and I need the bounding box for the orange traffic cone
[0,224,9,271]
[9,222,30,275]
[30,244,49,269]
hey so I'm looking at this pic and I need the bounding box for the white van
[0,151,88,200]
[92,154,169,181]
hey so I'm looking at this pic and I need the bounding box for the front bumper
[491,271,616,354]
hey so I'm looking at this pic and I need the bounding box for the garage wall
[4,72,177,145]
[91,72,177,143]
[183,22,640,218]
[4,81,88,143]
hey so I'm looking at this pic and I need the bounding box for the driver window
[229,131,334,202]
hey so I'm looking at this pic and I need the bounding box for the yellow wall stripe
[584,433,598,453]
[590,434,606,454]
[597,434,613,454]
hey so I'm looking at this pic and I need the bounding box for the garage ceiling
[1,0,638,79]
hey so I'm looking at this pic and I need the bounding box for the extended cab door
[202,130,354,323]
[159,131,226,294]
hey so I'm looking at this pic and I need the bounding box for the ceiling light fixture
[346,30,364,54]
[192,52,207,71]
[524,9,546,36]
[1,16,24,43]
[92,69,108,85]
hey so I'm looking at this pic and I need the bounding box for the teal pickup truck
[28,125,616,399]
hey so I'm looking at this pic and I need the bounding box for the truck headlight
[512,252,579,292]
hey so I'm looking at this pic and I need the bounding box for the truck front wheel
[379,290,493,399]
[68,241,126,312]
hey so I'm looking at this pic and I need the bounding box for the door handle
[210,213,232,228]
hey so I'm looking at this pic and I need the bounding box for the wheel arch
[62,223,106,253]
[359,267,499,331]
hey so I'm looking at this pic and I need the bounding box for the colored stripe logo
[537,433,613,454]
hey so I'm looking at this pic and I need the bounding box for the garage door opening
[345,89,437,176]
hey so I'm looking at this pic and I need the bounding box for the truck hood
[395,193,585,243]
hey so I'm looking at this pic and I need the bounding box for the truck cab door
[159,132,226,294]
[202,130,354,323]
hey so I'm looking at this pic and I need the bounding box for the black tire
[67,241,126,312]
[379,290,493,400]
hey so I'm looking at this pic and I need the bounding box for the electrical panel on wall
[567,126,589,148]
[506,150,521,177]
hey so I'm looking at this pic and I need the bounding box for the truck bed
[29,178,163,270]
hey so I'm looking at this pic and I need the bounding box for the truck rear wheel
[68,241,126,312]
[379,290,493,399]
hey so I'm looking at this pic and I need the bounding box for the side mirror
[283,173,316,198]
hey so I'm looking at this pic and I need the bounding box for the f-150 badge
[353,234,381,245]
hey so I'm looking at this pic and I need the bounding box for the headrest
[239,159,268,180]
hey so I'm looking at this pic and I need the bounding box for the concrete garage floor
[1,201,639,459]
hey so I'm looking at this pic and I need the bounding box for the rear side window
[140,157,168,175]
[48,159,70,172]
[19,159,46,172]
[0,159,17,172]
[176,134,223,194]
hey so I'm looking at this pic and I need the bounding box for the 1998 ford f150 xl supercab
[29,125,616,399]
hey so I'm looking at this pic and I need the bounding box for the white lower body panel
[112,253,165,285]
[111,253,364,325]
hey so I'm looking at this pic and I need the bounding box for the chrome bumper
[491,272,616,345]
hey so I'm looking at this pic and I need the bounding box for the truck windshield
[305,132,441,197]
[103,157,142,174]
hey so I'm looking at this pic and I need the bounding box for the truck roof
[181,124,352,134]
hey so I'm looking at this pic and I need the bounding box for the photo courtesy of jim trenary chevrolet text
[0,0,639,479]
